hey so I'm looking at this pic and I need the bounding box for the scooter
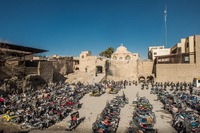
[1,111,18,122]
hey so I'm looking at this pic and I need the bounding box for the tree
[99,47,114,58]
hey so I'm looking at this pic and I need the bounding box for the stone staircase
[89,73,106,84]
[66,71,93,84]
[66,71,106,85]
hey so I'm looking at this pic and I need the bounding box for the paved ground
[30,84,177,133]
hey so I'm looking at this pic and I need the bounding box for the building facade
[79,51,108,76]
[155,35,200,82]
[148,45,170,61]
[108,44,153,81]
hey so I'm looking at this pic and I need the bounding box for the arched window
[113,56,117,60]
[125,55,131,60]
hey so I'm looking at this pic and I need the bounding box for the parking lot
[30,84,177,133]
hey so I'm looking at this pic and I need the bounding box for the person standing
[123,80,126,89]
[189,85,193,95]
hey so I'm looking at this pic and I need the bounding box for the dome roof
[114,44,130,54]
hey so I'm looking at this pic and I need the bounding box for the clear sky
[0,0,200,59]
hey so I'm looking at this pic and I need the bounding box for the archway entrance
[96,66,103,74]
[138,76,145,83]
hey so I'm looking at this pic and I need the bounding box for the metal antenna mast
[164,5,167,47]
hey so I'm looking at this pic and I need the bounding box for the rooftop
[0,42,48,57]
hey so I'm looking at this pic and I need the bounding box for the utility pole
[164,5,167,47]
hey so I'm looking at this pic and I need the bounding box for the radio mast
[164,5,167,47]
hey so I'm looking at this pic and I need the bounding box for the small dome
[114,44,130,54]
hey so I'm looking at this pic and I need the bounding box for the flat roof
[155,52,193,58]
[0,42,48,56]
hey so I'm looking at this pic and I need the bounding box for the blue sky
[0,0,200,59]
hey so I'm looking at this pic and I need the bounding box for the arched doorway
[138,76,145,83]
[96,66,103,74]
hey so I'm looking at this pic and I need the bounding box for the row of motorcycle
[0,82,91,130]
[176,91,200,113]
[92,93,129,133]
[89,81,127,96]
[144,81,196,92]
[150,82,200,94]
[128,96,157,133]
[150,84,200,133]
[89,84,106,97]
[106,80,138,95]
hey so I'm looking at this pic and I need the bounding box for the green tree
[99,47,114,58]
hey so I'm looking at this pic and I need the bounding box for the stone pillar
[195,35,200,65]
[189,54,194,64]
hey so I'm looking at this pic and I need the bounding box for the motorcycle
[66,111,85,131]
